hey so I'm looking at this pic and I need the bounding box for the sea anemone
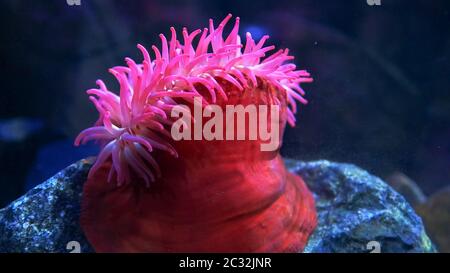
[76,14,317,253]
[75,13,312,187]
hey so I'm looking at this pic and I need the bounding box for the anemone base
[80,155,317,252]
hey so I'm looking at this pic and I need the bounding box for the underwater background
[0,0,449,250]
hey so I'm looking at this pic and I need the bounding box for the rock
[416,186,450,252]
[0,158,436,253]
[0,158,94,253]
[284,160,436,253]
